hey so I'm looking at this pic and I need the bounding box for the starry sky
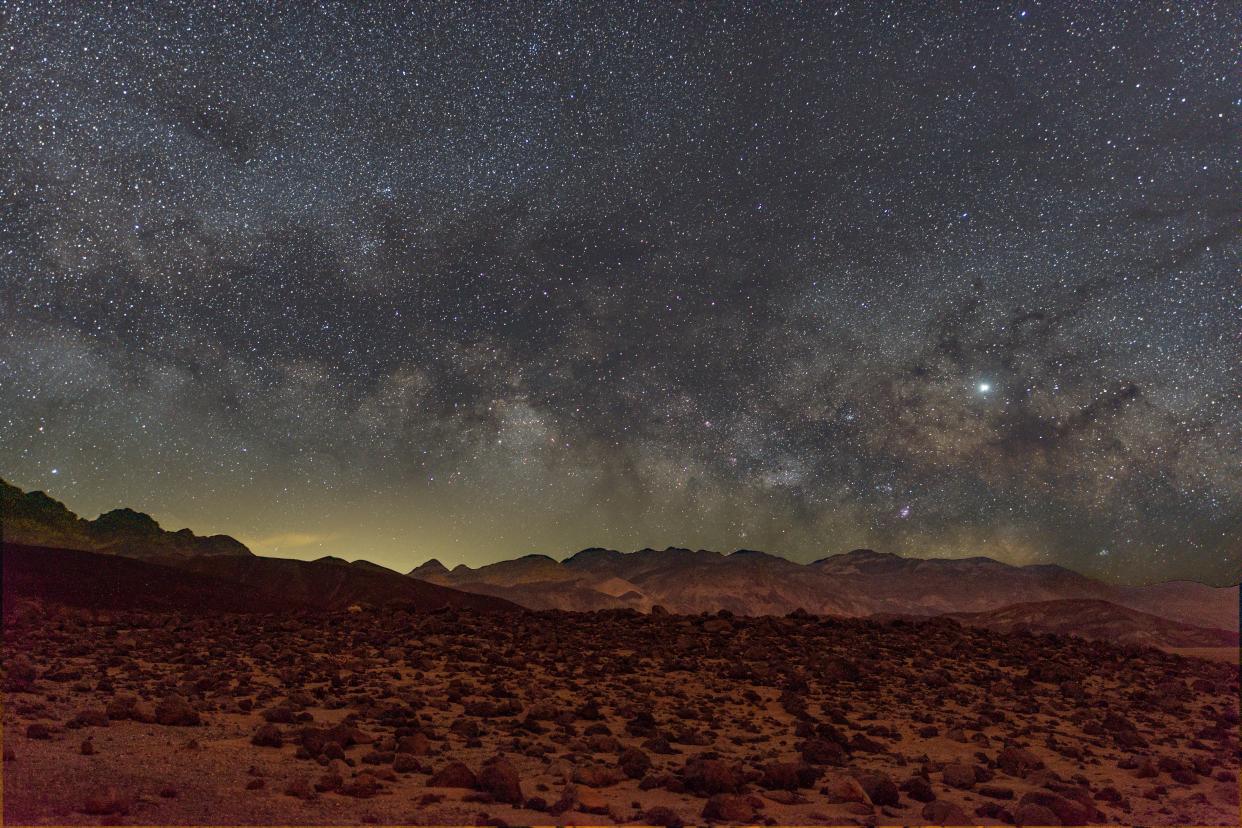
[2,2,1239,585]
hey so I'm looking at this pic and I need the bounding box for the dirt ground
[3,601,1239,825]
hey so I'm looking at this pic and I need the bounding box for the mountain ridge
[1,478,251,559]
[407,544,1239,634]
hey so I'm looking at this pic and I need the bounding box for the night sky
[2,3,1239,585]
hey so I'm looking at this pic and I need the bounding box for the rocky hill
[1,479,251,559]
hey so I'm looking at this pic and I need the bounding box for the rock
[619,747,651,779]
[573,786,610,815]
[1018,790,1099,825]
[80,738,95,756]
[154,694,201,726]
[764,789,806,805]
[339,773,382,798]
[1014,802,1061,826]
[922,800,969,824]
[643,805,684,828]
[1171,768,1198,785]
[902,775,936,802]
[1157,755,1186,774]
[4,655,38,691]
[857,772,900,806]
[393,753,424,773]
[251,723,283,747]
[105,695,138,721]
[397,732,431,755]
[760,761,809,791]
[315,771,343,793]
[976,801,1011,821]
[998,745,1045,778]
[801,737,847,765]
[682,757,745,795]
[701,794,755,822]
[285,778,315,800]
[262,705,296,723]
[574,762,626,787]
[850,732,887,753]
[979,784,1014,800]
[643,735,678,754]
[25,723,51,740]
[70,708,109,728]
[428,761,478,788]
[478,757,524,805]
[548,785,577,816]
[942,762,976,789]
[821,773,871,805]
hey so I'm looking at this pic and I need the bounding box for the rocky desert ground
[4,599,1239,826]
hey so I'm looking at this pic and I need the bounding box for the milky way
[2,3,1239,584]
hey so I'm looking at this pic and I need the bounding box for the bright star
[977,382,991,393]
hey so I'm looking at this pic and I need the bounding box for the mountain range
[2,478,1237,648]
[407,545,1239,635]
[1,478,251,559]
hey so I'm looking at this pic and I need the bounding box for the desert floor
[3,602,1239,826]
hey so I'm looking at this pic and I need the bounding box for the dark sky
[2,2,1239,585]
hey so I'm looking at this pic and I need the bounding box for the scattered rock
[478,757,524,805]
[428,761,478,789]
[154,694,201,727]
[701,794,755,822]
[942,762,976,789]
[643,805,684,827]
[252,723,284,748]
[922,800,969,824]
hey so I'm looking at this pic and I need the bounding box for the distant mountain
[408,546,1240,635]
[1,478,251,559]
[3,543,518,615]
[943,599,1241,649]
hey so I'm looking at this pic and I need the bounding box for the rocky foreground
[3,601,1238,826]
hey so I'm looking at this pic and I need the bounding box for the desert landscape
[5,4,1240,825]
[3,480,1240,826]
